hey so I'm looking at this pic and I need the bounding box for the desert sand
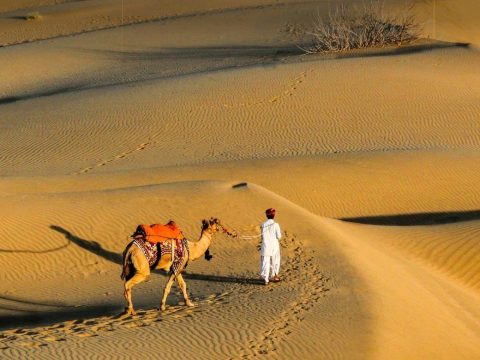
[1,0,480,358]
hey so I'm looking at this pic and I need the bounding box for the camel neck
[189,228,213,261]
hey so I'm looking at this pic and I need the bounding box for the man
[260,208,282,285]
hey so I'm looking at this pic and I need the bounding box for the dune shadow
[0,294,77,309]
[0,83,89,105]
[0,294,95,330]
[0,304,118,331]
[0,45,295,106]
[323,41,470,61]
[340,209,480,226]
[8,16,28,20]
[50,225,262,285]
[2,40,466,107]
[86,44,304,62]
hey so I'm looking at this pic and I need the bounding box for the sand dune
[1,0,480,359]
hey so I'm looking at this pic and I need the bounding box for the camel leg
[124,272,149,315]
[160,273,176,312]
[123,247,150,316]
[177,273,194,307]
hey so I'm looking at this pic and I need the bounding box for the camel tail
[121,241,135,281]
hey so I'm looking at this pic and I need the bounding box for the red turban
[265,208,276,217]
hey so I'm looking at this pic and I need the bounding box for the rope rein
[220,221,276,240]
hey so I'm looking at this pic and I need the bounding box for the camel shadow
[0,238,70,254]
[50,225,122,264]
[49,225,262,285]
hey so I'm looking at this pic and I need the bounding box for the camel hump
[134,222,183,244]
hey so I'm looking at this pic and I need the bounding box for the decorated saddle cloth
[133,238,189,274]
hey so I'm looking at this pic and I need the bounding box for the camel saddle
[133,221,184,244]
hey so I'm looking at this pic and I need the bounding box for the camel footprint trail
[73,70,311,175]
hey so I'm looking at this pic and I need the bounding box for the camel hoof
[160,305,166,312]
[186,301,195,308]
[123,307,136,316]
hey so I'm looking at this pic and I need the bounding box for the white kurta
[260,219,281,256]
[260,219,281,283]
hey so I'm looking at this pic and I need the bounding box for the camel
[121,218,235,315]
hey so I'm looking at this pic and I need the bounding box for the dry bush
[24,12,42,20]
[304,1,419,53]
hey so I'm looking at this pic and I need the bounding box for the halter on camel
[204,220,237,260]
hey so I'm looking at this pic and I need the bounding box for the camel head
[202,217,237,237]
[201,218,237,237]
[202,217,221,234]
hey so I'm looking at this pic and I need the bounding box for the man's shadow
[50,225,262,285]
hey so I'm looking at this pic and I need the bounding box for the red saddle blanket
[134,222,183,244]
[132,238,189,275]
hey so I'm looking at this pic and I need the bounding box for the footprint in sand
[75,140,152,174]
[18,341,43,348]
[41,336,60,342]
[238,235,330,357]
[218,70,310,109]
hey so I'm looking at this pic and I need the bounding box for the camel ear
[202,219,209,229]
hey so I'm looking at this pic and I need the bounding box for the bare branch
[302,0,419,54]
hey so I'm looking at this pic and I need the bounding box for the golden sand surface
[1,1,479,359]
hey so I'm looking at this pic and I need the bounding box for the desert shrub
[304,1,418,53]
[24,12,42,20]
